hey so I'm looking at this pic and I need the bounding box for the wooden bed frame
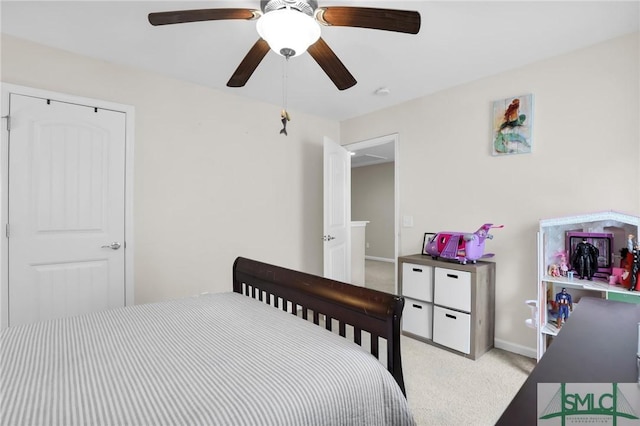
[232,256,406,395]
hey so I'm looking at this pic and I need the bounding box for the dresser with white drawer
[398,254,495,360]
[401,262,434,339]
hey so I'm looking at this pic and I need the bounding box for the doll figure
[557,252,569,277]
[548,264,560,277]
[555,287,573,328]
[628,235,639,291]
[571,238,599,280]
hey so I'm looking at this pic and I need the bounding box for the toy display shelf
[542,274,640,302]
[541,301,579,337]
[540,275,639,335]
[535,211,640,361]
[542,274,633,294]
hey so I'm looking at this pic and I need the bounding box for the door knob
[101,242,121,250]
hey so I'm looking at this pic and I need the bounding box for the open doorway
[344,134,398,295]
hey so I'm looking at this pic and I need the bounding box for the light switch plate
[402,215,414,227]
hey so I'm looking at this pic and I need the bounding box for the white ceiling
[1,1,638,122]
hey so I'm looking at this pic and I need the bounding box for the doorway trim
[345,133,399,293]
[0,83,135,329]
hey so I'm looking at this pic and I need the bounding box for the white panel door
[8,94,126,326]
[323,136,351,282]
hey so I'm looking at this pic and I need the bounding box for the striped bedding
[1,292,415,426]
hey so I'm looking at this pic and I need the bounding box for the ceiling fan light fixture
[256,8,321,57]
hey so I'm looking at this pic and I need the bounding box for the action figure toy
[570,238,599,280]
[555,287,573,328]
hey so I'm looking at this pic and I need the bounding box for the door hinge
[1,115,9,132]
[5,223,9,238]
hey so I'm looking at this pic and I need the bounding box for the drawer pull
[412,304,423,309]
[446,273,458,279]
[412,268,422,273]
[445,313,457,320]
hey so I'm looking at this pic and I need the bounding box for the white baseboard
[365,256,394,263]
[494,338,536,359]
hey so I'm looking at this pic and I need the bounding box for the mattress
[1,292,415,426]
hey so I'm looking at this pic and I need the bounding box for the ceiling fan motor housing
[257,0,321,57]
[261,0,318,16]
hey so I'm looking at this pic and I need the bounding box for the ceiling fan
[148,0,421,91]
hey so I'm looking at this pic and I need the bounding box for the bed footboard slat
[232,257,406,395]
[339,322,346,337]
[354,327,362,346]
[325,315,333,331]
[370,335,379,358]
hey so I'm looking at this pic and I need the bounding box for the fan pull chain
[279,54,291,136]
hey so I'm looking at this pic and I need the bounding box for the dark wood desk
[497,297,640,425]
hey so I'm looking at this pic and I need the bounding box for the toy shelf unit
[535,211,640,361]
[398,254,495,360]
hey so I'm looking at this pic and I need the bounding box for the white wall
[0,35,339,305]
[341,32,640,355]
[2,31,639,356]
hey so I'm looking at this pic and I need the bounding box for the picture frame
[422,233,435,255]
[492,94,534,156]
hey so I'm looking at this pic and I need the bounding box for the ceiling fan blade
[316,7,420,34]
[227,39,271,88]
[148,8,259,26]
[307,38,357,91]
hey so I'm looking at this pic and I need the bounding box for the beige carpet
[365,259,535,424]
[402,336,534,425]
[365,259,396,294]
